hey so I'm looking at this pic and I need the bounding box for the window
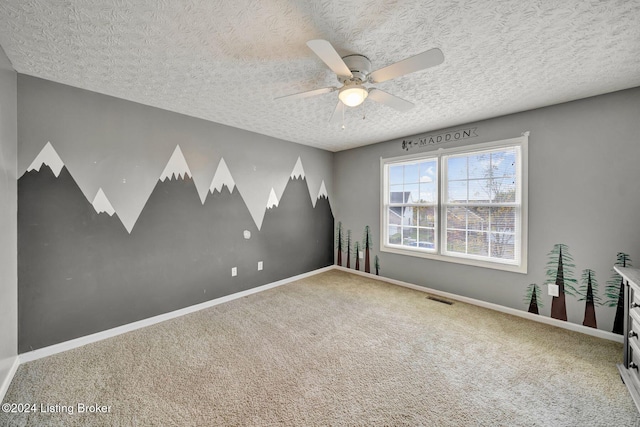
[381,135,528,273]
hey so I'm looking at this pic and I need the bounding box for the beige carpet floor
[2,269,639,426]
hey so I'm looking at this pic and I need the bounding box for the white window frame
[380,134,528,274]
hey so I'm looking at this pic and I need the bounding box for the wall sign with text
[401,127,478,151]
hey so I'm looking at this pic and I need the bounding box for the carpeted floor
[2,270,639,426]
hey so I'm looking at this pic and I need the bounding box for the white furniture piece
[616,266,640,412]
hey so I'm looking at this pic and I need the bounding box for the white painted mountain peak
[317,181,328,199]
[92,188,116,216]
[27,141,65,178]
[290,157,305,179]
[209,158,236,194]
[266,188,279,209]
[159,145,192,181]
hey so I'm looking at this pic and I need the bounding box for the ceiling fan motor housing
[338,54,372,84]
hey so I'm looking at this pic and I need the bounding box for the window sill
[380,245,527,274]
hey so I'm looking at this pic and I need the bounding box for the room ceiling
[1,1,639,152]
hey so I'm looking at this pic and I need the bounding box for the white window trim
[380,133,528,274]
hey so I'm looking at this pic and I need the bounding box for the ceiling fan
[277,39,444,124]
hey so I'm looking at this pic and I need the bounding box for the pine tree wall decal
[546,243,577,321]
[579,269,602,328]
[363,225,372,273]
[374,255,380,276]
[354,241,361,271]
[336,221,343,266]
[346,229,352,269]
[524,283,542,314]
[606,252,632,334]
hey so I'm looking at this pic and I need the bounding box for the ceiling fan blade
[367,89,414,112]
[307,39,353,78]
[369,48,444,83]
[329,101,345,125]
[275,87,336,100]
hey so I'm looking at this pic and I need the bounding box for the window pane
[388,226,401,244]
[468,153,490,179]
[411,206,419,225]
[491,233,515,260]
[468,179,491,201]
[389,185,405,203]
[419,187,435,203]
[446,230,466,253]
[419,182,436,203]
[468,231,489,256]
[417,228,435,250]
[417,206,435,228]
[491,207,516,232]
[447,181,467,203]
[447,157,467,181]
[404,163,420,184]
[389,165,404,185]
[387,207,413,227]
[403,207,415,226]
[491,178,516,203]
[387,206,402,225]
[468,206,489,231]
[420,162,436,184]
[491,150,516,178]
[405,183,420,203]
[402,227,418,247]
[446,206,467,230]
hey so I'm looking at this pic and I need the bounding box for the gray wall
[0,46,17,387]
[334,87,640,332]
[17,76,334,352]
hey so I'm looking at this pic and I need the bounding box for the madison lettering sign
[401,127,478,151]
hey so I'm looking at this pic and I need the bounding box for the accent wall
[333,87,640,334]
[17,76,334,353]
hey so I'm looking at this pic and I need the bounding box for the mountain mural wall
[18,143,333,352]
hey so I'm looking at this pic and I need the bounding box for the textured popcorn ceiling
[1,0,639,152]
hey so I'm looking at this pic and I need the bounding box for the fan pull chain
[341,104,345,130]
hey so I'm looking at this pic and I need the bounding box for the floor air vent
[427,296,453,305]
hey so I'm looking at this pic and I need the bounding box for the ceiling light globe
[339,86,368,107]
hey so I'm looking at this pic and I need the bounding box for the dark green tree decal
[336,221,343,266]
[545,243,577,321]
[346,229,352,269]
[354,241,361,271]
[579,269,602,328]
[363,225,372,273]
[524,283,542,315]
[374,255,381,276]
[606,252,632,334]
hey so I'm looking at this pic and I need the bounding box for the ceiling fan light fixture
[338,85,368,107]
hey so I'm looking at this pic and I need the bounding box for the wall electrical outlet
[548,283,559,297]
[258,261,263,271]
[232,267,237,277]
[359,251,364,259]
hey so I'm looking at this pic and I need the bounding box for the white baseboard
[0,356,19,402]
[19,266,334,364]
[334,266,623,343]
